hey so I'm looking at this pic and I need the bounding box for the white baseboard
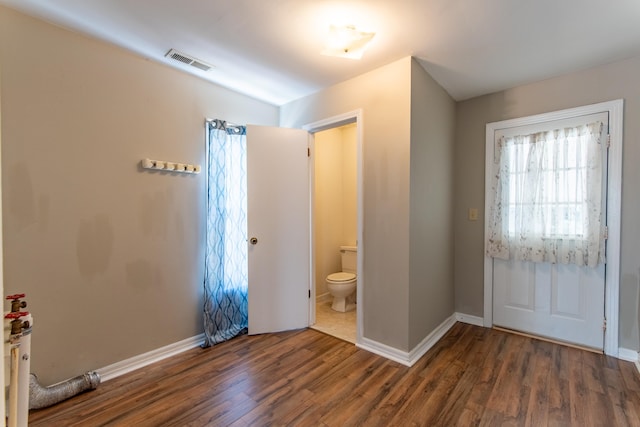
[454,312,484,327]
[96,334,205,382]
[618,347,639,362]
[408,315,457,364]
[357,314,456,367]
[618,348,640,374]
[357,337,414,367]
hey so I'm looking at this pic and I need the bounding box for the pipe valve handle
[4,311,29,320]
[6,294,26,300]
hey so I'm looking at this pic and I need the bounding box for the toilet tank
[340,246,357,274]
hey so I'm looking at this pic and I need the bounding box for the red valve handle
[6,294,25,300]
[4,311,29,319]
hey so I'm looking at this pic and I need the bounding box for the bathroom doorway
[305,111,363,344]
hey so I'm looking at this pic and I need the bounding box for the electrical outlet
[468,208,478,221]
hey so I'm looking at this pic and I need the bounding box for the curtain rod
[205,118,243,128]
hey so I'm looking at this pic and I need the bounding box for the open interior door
[246,125,310,334]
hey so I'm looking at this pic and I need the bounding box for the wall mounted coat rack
[141,158,201,174]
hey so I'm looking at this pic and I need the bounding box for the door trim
[483,99,623,357]
[304,109,364,344]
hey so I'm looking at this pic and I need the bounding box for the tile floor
[310,299,357,343]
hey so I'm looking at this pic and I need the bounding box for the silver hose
[29,371,100,410]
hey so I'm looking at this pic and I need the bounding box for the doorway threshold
[311,300,356,344]
[492,326,603,354]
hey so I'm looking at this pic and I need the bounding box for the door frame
[303,109,364,344]
[483,99,624,357]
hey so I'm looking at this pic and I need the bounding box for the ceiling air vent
[164,49,214,72]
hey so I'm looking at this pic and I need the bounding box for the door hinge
[309,289,311,298]
[607,134,611,148]
[603,226,609,240]
[307,147,310,157]
[602,318,607,331]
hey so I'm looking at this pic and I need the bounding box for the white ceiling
[2,0,640,106]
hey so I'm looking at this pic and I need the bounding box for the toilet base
[331,297,356,312]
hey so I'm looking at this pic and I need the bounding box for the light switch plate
[468,208,478,221]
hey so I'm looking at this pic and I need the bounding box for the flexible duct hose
[29,371,100,410]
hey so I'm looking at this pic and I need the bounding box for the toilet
[326,246,357,312]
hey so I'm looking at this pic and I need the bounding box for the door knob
[249,237,258,245]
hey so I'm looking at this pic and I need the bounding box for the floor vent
[164,49,214,72]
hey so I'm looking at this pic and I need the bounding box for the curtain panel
[203,119,249,347]
[486,121,605,268]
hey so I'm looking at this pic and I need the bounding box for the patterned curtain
[486,121,605,267]
[203,119,248,347]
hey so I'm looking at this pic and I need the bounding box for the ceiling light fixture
[321,25,375,60]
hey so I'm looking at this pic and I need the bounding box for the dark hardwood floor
[28,323,640,426]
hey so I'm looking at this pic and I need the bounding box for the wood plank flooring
[28,323,640,426]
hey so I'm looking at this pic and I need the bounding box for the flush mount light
[321,25,375,60]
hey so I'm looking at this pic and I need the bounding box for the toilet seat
[326,272,356,282]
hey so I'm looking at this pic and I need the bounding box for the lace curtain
[486,121,605,268]
[203,119,248,347]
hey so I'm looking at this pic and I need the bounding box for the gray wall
[282,57,413,350]
[282,57,457,352]
[0,7,278,384]
[454,55,640,351]
[408,60,456,348]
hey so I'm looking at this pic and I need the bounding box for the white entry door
[246,125,310,335]
[490,112,608,350]
[493,260,605,349]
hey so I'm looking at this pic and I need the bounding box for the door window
[486,114,607,267]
